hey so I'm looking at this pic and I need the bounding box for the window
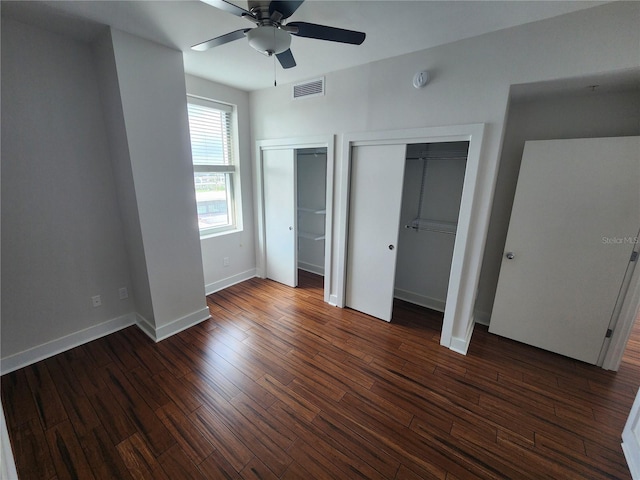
[187,96,240,236]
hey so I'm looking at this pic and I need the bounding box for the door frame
[255,135,335,303]
[336,124,486,354]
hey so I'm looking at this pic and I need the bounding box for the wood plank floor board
[1,370,40,429]
[87,387,137,445]
[155,401,215,464]
[239,456,281,480]
[256,374,320,423]
[158,444,207,480]
[24,363,68,430]
[3,270,638,479]
[196,449,244,480]
[189,405,255,472]
[78,426,134,480]
[229,392,298,452]
[53,377,101,436]
[127,366,173,411]
[6,418,56,480]
[45,421,96,480]
[115,432,171,480]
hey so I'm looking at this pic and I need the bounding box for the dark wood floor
[3,270,639,479]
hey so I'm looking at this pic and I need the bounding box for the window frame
[187,95,242,238]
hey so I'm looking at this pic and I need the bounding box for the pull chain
[273,27,277,87]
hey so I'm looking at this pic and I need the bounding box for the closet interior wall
[395,142,469,312]
[296,148,327,276]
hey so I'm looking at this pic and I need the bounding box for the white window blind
[188,100,233,166]
[187,96,239,236]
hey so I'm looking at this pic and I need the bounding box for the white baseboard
[205,269,257,295]
[329,294,339,307]
[298,262,324,276]
[154,307,210,342]
[0,313,136,375]
[394,288,446,312]
[449,316,476,356]
[1,304,213,374]
[135,307,210,342]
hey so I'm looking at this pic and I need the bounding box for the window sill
[200,227,243,240]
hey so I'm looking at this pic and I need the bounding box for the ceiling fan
[191,0,366,69]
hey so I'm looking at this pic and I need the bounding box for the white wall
[108,30,209,337]
[1,18,134,361]
[250,2,640,343]
[476,89,640,323]
[185,74,256,294]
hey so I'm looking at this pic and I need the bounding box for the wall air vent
[293,77,325,99]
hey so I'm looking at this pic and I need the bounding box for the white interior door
[346,144,406,321]
[622,387,640,480]
[263,149,297,287]
[489,137,640,364]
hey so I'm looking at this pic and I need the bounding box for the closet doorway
[395,142,469,313]
[345,141,469,321]
[256,136,334,304]
[337,124,486,353]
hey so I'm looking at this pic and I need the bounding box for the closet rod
[296,150,326,157]
[406,155,468,161]
[405,220,457,235]
[405,225,456,235]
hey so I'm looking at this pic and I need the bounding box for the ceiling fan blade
[276,49,296,69]
[288,22,365,45]
[269,1,304,20]
[200,0,255,19]
[191,29,251,51]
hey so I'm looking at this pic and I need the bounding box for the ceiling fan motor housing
[247,25,291,55]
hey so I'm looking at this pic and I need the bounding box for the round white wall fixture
[412,70,430,89]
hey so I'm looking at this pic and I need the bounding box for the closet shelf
[298,207,326,215]
[299,231,325,241]
[405,219,457,235]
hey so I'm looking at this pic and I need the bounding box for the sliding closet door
[346,144,406,321]
[263,149,297,287]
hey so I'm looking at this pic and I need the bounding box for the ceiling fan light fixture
[247,25,291,55]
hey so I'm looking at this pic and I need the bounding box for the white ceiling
[1,0,609,91]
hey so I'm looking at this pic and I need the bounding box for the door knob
[505,252,514,260]
[389,245,394,250]
[289,226,293,231]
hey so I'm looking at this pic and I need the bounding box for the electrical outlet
[223,257,230,267]
[118,287,128,300]
[91,295,102,307]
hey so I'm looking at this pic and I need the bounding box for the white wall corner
[474,310,491,326]
[135,313,157,342]
[205,269,257,295]
[1,400,18,480]
[137,307,211,343]
[0,313,136,375]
